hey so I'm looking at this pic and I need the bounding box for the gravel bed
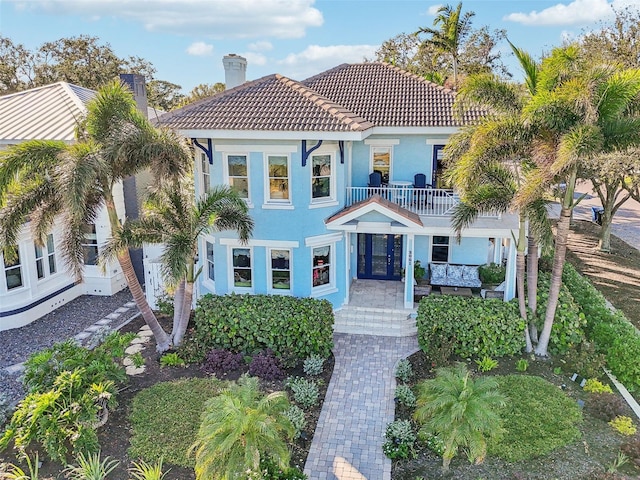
[0,289,136,407]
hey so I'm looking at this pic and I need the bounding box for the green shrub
[155,293,174,318]
[417,296,524,359]
[562,263,640,391]
[286,377,320,410]
[478,263,506,284]
[395,359,413,383]
[64,451,119,480]
[475,356,499,372]
[609,416,637,436]
[489,375,582,462]
[193,294,334,363]
[302,354,326,376]
[129,377,224,468]
[515,359,529,372]
[129,458,167,480]
[159,352,186,367]
[283,405,307,439]
[535,272,586,355]
[395,385,416,408]
[583,378,613,394]
[382,420,416,460]
[0,333,132,463]
[563,341,606,380]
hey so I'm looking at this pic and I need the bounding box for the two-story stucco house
[158,56,519,332]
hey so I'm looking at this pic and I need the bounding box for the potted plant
[413,260,427,285]
[478,262,506,289]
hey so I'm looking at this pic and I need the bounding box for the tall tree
[103,184,253,346]
[177,83,225,107]
[520,46,640,356]
[147,79,185,111]
[417,2,475,87]
[0,80,191,351]
[0,36,37,92]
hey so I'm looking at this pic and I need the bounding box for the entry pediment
[326,195,423,229]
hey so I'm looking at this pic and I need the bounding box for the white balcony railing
[346,186,498,217]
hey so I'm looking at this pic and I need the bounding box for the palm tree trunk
[105,194,171,351]
[172,279,185,341]
[535,171,576,357]
[598,204,613,253]
[526,230,539,343]
[173,280,194,347]
[517,217,532,352]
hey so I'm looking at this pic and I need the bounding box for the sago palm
[190,375,294,480]
[414,363,505,472]
[102,184,253,346]
[0,80,191,351]
[520,46,640,356]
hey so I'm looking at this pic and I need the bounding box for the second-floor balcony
[346,186,498,218]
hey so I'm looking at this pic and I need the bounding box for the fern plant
[475,356,499,372]
[64,452,119,480]
[129,458,167,480]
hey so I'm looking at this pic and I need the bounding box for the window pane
[233,248,252,287]
[432,246,449,263]
[269,156,287,176]
[312,246,330,287]
[206,241,215,281]
[269,179,289,199]
[82,224,98,266]
[228,155,247,175]
[271,249,290,269]
[312,155,331,176]
[36,259,44,279]
[273,270,290,289]
[46,234,55,251]
[4,246,22,289]
[46,234,56,274]
[230,177,249,198]
[48,254,57,275]
[6,267,22,289]
[312,177,330,199]
[271,250,291,290]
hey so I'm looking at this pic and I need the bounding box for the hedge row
[416,295,524,358]
[561,264,640,391]
[190,293,334,363]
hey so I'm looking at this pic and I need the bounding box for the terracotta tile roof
[159,62,483,132]
[159,74,374,132]
[303,63,482,127]
[326,194,423,226]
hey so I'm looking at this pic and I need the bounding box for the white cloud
[6,0,323,38]
[503,0,637,26]
[248,41,273,52]
[186,41,214,56]
[278,44,378,80]
[240,52,268,66]
[427,4,443,16]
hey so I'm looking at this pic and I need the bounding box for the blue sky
[1,0,637,93]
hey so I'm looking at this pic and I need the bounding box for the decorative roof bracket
[301,139,323,167]
[339,140,344,164]
[192,138,213,164]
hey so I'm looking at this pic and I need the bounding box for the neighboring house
[158,58,518,312]
[0,78,157,330]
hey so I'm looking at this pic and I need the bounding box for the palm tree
[446,44,552,351]
[190,375,294,480]
[0,80,191,351]
[417,2,474,87]
[520,46,640,356]
[103,184,253,346]
[414,363,505,472]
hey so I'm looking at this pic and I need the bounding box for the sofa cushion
[430,263,447,281]
[462,265,480,283]
[447,265,464,282]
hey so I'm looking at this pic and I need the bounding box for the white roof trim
[325,201,423,229]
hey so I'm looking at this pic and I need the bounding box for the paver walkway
[304,333,419,480]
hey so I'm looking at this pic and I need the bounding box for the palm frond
[508,39,538,95]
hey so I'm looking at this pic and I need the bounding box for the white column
[344,233,351,306]
[503,237,517,301]
[404,234,415,308]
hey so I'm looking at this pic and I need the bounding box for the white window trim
[2,244,25,292]
[305,233,342,296]
[198,152,211,198]
[228,245,254,293]
[202,237,216,290]
[369,145,394,183]
[222,152,252,207]
[266,247,293,295]
[430,235,451,263]
[34,233,57,281]
[263,153,292,206]
[310,151,337,205]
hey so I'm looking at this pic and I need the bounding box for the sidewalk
[304,334,419,480]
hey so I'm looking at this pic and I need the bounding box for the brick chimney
[222,54,247,90]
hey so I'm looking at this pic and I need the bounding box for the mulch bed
[0,314,333,479]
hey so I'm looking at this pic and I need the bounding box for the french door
[357,233,402,280]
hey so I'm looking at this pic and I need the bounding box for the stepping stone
[123,357,134,366]
[125,365,146,376]
[114,307,129,314]
[84,324,103,332]
[124,302,137,308]
[95,318,113,326]
[125,344,144,355]
[74,331,92,341]
[139,325,151,331]
[130,336,150,345]
[138,329,154,337]
[5,362,25,375]
[106,313,121,319]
